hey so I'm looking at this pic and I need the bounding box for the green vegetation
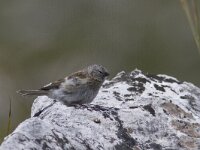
[1,0,200,144]
[0,98,12,143]
[6,98,12,136]
[180,0,200,55]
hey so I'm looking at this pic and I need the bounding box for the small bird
[17,64,109,106]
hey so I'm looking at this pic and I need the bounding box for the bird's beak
[104,72,110,77]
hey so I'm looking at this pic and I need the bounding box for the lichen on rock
[1,69,200,150]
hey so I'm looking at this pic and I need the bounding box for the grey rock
[1,69,200,150]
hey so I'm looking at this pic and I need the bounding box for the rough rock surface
[1,69,200,150]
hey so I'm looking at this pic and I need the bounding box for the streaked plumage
[17,64,109,106]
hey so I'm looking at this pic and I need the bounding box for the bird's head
[87,64,109,82]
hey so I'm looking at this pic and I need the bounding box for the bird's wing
[66,71,101,90]
[40,71,89,91]
[68,71,88,80]
[40,78,65,90]
[64,71,89,89]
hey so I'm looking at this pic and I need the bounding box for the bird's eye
[98,70,103,74]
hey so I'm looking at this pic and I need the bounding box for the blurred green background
[0,0,200,141]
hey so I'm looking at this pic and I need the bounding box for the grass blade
[6,97,12,135]
[180,0,200,55]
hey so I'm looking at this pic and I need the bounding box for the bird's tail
[17,90,48,96]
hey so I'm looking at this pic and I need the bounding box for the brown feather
[68,71,88,79]
[40,78,65,90]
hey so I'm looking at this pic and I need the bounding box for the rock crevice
[1,69,200,150]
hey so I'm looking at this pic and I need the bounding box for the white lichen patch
[1,69,200,150]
